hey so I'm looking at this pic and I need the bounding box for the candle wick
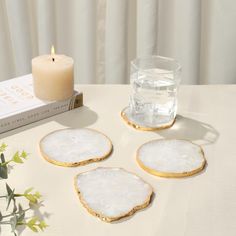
[52,57,55,62]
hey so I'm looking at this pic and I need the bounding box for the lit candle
[32,46,74,101]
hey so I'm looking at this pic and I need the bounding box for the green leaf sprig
[0,143,28,179]
[0,143,48,235]
[1,208,48,234]
[0,184,42,209]
[0,143,7,152]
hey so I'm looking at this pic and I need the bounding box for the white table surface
[1,84,236,236]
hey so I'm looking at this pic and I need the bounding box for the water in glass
[130,68,179,127]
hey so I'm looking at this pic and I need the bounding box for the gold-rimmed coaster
[121,107,175,131]
[74,167,153,222]
[39,128,112,167]
[136,139,206,178]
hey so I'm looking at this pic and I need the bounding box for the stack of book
[0,74,83,134]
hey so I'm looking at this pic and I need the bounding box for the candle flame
[51,45,55,56]
[51,45,55,62]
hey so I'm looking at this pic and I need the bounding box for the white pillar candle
[32,47,74,101]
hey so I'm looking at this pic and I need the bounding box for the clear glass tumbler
[124,56,181,130]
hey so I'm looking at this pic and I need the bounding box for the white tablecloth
[1,84,236,236]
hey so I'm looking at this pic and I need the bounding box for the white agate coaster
[39,128,112,167]
[74,167,153,222]
[137,139,206,178]
[121,107,175,131]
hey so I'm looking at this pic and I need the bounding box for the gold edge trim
[136,139,207,178]
[74,167,154,223]
[39,128,113,167]
[120,108,175,131]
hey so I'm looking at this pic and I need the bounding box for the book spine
[0,93,83,134]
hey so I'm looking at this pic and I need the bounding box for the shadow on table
[0,106,98,139]
[55,106,98,128]
[15,201,51,236]
[156,115,219,146]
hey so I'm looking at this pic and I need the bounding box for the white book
[0,74,83,134]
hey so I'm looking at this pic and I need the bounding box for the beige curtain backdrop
[0,0,236,84]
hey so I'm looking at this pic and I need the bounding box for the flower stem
[1,213,13,218]
[13,194,24,197]
[0,207,30,220]
[0,221,11,225]
[0,160,12,167]
[16,222,26,226]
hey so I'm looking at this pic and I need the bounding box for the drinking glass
[122,56,181,130]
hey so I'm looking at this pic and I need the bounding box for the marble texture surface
[40,128,112,166]
[75,167,153,222]
[137,139,205,177]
